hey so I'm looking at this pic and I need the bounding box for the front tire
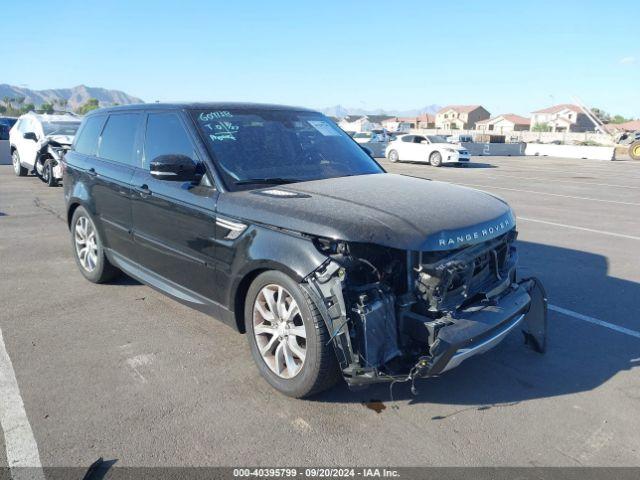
[630,140,640,161]
[429,151,443,167]
[43,160,58,187]
[12,151,27,177]
[71,206,120,283]
[387,149,399,162]
[245,271,339,398]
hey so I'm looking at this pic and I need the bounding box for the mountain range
[1,84,439,117]
[0,84,143,110]
[320,104,442,118]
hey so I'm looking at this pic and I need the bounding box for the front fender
[223,225,329,310]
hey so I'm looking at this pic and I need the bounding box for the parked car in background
[63,102,546,398]
[10,112,81,186]
[447,133,474,144]
[0,116,18,129]
[385,134,471,166]
[353,129,390,157]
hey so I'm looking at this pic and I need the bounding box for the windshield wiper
[234,177,303,186]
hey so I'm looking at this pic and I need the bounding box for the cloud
[620,56,636,65]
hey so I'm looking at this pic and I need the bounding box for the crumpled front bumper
[418,277,547,378]
[342,277,547,387]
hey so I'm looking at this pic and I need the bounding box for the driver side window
[143,113,197,169]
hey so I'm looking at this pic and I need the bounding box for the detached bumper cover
[423,277,547,377]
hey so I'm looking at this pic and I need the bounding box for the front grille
[415,231,517,312]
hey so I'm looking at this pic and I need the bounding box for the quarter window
[74,115,106,156]
[401,135,413,142]
[143,113,196,169]
[98,113,141,165]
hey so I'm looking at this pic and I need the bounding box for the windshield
[427,135,447,143]
[192,109,384,189]
[42,121,80,136]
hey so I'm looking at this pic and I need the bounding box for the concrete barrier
[461,142,525,156]
[0,140,10,165]
[524,143,615,161]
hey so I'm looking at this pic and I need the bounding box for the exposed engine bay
[303,230,547,389]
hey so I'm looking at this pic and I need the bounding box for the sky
[2,0,639,117]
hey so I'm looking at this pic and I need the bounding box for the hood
[217,173,515,251]
[46,134,74,145]
[435,143,464,150]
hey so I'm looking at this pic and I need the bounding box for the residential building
[530,104,597,132]
[476,114,530,133]
[381,114,436,132]
[337,115,394,133]
[435,105,490,129]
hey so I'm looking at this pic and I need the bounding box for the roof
[477,113,530,125]
[341,115,364,123]
[365,115,395,123]
[532,104,581,114]
[437,105,484,114]
[605,119,640,132]
[86,102,315,116]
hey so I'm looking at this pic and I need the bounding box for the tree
[40,102,54,114]
[20,103,35,114]
[591,108,611,124]
[532,122,551,132]
[611,114,630,124]
[76,98,100,115]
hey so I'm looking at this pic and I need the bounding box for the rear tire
[12,150,27,177]
[387,149,399,162]
[245,270,339,398]
[70,206,120,283]
[630,141,640,161]
[429,151,443,167]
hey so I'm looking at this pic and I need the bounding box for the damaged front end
[302,230,547,389]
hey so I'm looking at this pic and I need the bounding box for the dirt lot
[0,156,639,471]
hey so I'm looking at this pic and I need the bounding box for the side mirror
[23,132,38,142]
[150,154,199,182]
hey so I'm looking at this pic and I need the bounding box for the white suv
[10,112,81,186]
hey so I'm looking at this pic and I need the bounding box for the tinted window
[192,109,383,190]
[401,135,413,142]
[0,125,9,141]
[74,115,106,155]
[144,113,196,169]
[98,113,141,165]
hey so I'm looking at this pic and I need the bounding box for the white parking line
[0,327,44,479]
[550,305,640,339]
[481,173,640,190]
[456,183,640,206]
[517,217,640,241]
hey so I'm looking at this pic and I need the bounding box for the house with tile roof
[435,105,490,129]
[381,114,436,131]
[337,115,394,133]
[476,114,531,133]
[530,104,597,132]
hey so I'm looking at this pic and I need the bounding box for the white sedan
[384,134,471,166]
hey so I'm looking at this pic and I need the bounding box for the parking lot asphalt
[1,156,639,470]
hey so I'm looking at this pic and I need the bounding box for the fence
[411,128,614,146]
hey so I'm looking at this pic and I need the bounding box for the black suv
[64,103,547,398]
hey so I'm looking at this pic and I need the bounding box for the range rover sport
[64,103,547,398]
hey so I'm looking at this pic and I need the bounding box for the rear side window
[98,113,141,165]
[74,115,106,156]
[401,135,413,143]
[143,112,196,169]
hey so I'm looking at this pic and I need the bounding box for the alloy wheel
[12,152,20,174]
[74,216,99,272]
[253,284,306,379]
